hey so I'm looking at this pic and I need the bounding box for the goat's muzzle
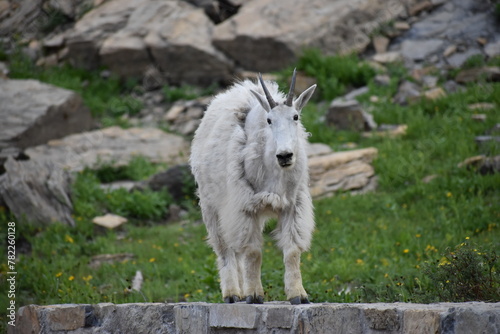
[276,152,294,168]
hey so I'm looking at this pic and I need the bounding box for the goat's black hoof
[224,295,240,303]
[289,296,310,305]
[246,295,264,304]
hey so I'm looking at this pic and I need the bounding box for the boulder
[326,99,377,132]
[25,126,190,172]
[445,48,482,68]
[394,80,421,105]
[455,66,500,84]
[147,164,193,203]
[485,40,500,58]
[308,147,378,198]
[0,0,42,38]
[212,0,416,71]
[458,155,500,175]
[372,51,402,64]
[0,157,75,227]
[164,97,210,135]
[65,0,233,85]
[0,79,93,150]
[400,39,444,61]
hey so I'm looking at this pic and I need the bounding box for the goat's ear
[250,89,271,113]
[294,84,317,112]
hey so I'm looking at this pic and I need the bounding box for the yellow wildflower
[149,258,156,263]
[64,235,74,244]
[55,272,63,278]
[68,275,75,281]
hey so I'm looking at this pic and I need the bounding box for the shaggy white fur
[190,75,316,304]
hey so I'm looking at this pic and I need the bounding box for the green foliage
[423,240,500,302]
[93,156,161,183]
[72,168,171,221]
[297,49,376,100]
[163,84,216,103]
[462,54,486,69]
[495,2,500,21]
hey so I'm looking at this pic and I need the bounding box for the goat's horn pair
[258,69,297,109]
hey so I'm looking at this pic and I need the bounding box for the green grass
[0,51,499,331]
[296,49,376,100]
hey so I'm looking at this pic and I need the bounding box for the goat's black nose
[276,153,293,167]
[276,153,293,161]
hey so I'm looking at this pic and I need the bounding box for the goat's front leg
[242,245,264,304]
[283,247,309,304]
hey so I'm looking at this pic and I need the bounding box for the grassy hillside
[1,50,499,320]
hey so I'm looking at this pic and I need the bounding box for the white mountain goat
[190,70,316,304]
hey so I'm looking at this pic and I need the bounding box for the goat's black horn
[285,68,297,107]
[258,73,277,109]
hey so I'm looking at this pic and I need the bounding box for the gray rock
[485,40,500,58]
[446,48,482,68]
[212,0,416,71]
[455,66,500,83]
[401,39,444,61]
[25,126,190,172]
[147,164,193,203]
[0,79,93,150]
[308,147,378,198]
[374,74,391,86]
[326,99,377,132]
[66,0,233,85]
[0,157,75,227]
[394,80,421,105]
[443,80,465,94]
[306,142,333,158]
[373,51,403,64]
[164,97,210,135]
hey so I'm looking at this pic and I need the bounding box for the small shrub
[104,188,171,221]
[423,239,500,302]
[93,156,159,183]
[107,96,143,117]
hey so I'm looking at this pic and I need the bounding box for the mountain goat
[190,70,316,304]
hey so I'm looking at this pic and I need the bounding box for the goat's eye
[267,118,272,125]
[293,114,299,121]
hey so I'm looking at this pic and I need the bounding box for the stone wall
[9,302,500,333]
